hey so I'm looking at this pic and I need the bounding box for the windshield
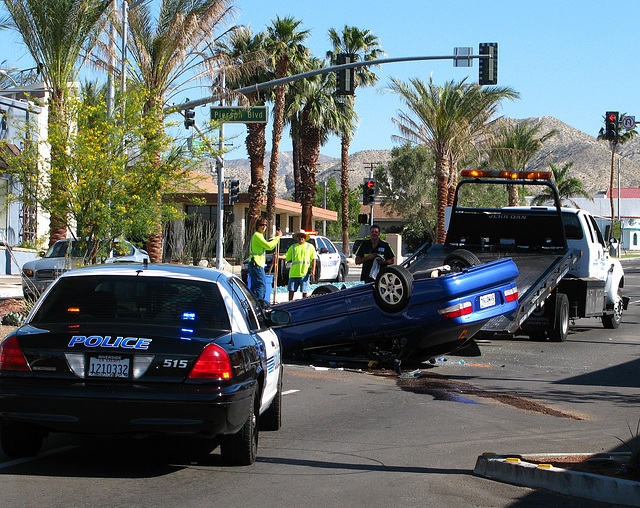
[31,275,231,330]
[44,240,85,258]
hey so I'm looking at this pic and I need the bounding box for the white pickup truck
[404,169,628,341]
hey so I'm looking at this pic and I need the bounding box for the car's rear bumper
[0,379,254,437]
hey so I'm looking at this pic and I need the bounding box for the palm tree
[216,28,272,247]
[390,77,519,244]
[597,114,638,239]
[531,162,592,207]
[264,15,310,230]
[126,0,238,262]
[484,121,556,205]
[327,26,384,254]
[3,0,112,246]
[291,60,355,230]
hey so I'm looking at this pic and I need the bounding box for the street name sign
[210,106,268,123]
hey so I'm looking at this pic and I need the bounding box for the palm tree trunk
[292,136,301,202]
[299,118,320,231]
[341,135,350,254]
[48,93,69,246]
[266,78,287,228]
[435,155,450,244]
[507,183,520,206]
[246,122,266,252]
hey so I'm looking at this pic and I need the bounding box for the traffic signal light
[605,111,619,142]
[229,179,240,204]
[479,43,497,85]
[358,213,369,224]
[184,108,195,129]
[336,53,356,96]
[362,178,376,205]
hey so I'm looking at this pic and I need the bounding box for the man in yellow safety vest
[284,230,317,301]
[248,220,282,300]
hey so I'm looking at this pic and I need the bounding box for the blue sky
[1,0,638,159]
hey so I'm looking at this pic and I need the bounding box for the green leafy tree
[2,84,199,261]
[374,143,436,250]
[389,77,519,244]
[2,0,112,246]
[314,177,361,240]
[327,26,384,254]
[531,162,592,207]
[597,113,638,239]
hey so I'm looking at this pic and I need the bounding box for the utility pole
[216,71,225,269]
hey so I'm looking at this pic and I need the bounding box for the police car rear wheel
[220,388,258,465]
[260,368,282,431]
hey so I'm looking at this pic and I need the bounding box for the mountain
[221,116,640,198]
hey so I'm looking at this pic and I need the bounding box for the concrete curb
[473,453,640,506]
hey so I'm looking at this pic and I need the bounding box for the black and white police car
[0,263,289,465]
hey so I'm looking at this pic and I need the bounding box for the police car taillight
[438,301,473,319]
[188,343,232,379]
[505,286,518,303]
[0,336,30,372]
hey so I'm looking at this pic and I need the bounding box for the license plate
[88,355,130,378]
[479,292,496,309]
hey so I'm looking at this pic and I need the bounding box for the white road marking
[282,390,299,396]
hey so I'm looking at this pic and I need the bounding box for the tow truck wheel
[549,293,569,342]
[444,249,481,271]
[373,265,413,313]
[602,289,623,329]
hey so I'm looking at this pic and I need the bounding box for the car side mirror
[266,309,290,326]
[320,248,328,254]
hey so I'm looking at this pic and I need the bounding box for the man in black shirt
[354,224,395,283]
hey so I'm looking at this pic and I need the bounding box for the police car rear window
[30,275,230,330]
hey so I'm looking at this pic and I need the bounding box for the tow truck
[404,169,627,341]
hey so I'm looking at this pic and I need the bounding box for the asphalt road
[0,260,638,507]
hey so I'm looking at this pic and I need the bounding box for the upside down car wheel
[373,265,413,313]
[444,249,481,271]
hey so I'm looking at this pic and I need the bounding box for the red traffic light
[608,113,617,122]
[365,180,375,188]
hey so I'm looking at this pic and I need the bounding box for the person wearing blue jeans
[248,220,281,300]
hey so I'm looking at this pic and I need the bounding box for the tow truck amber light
[188,343,232,379]
[0,336,30,371]
[461,169,552,181]
[438,301,473,319]
[505,286,519,302]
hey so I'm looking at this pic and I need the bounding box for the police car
[0,263,289,465]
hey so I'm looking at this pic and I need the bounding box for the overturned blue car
[273,250,519,363]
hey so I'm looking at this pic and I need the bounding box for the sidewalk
[0,275,22,300]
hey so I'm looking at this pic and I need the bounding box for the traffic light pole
[164,50,495,114]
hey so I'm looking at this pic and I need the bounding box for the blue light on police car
[181,311,196,321]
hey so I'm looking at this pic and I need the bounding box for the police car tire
[373,265,413,313]
[1,422,43,458]
[337,265,346,282]
[220,388,258,465]
[443,249,481,271]
[260,367,282,431]
[312,285,339,296]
